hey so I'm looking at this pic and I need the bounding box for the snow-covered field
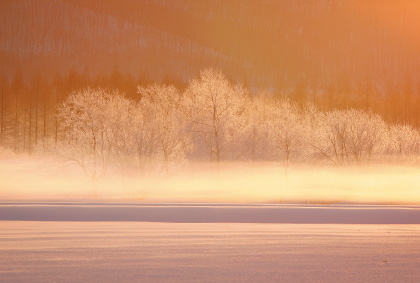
[1,205,420,282]
[1,159,420,282]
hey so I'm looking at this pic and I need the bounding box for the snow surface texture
[1,221,419,282]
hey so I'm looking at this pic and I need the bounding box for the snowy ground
[1,205,420,282]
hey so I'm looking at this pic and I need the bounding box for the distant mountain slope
[0,0,226,82]
[1,0,420,89]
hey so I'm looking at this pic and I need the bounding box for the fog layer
[1,158,419,204]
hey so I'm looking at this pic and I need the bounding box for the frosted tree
[387,124,420,162]
[57,85,191,177]
[266,98,308,166]
[234,92,274,162]
[50,70,420,176]
[310,109,387,165]
[183,69,245,163]
[57,88,128,178]
[344,110,387,163]
[101,92,137,170]
[137,84,192,173]
[123,103,160,173]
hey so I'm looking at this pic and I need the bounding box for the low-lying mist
[1,71,420,205]
[1,157,419,205]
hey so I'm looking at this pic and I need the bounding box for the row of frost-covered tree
[2,66,420,156]
[37,69,420,178]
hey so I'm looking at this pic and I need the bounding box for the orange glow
[0,1,420,204]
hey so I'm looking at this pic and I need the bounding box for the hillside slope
[1,0,420,88]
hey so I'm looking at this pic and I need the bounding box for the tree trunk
[55,84,59,144]
[35,82,38,147]
[14,88,18,152]
[0,78,4,146]
[43,90,47,148]
[28,90,32,154]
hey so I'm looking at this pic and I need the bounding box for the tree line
[17,69,416,178]
[1,67,420,159]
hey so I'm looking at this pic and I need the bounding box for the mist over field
[1,157,419,204]
[2,2,420,201]
[1,69,420,204]
[3,2,420,282]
